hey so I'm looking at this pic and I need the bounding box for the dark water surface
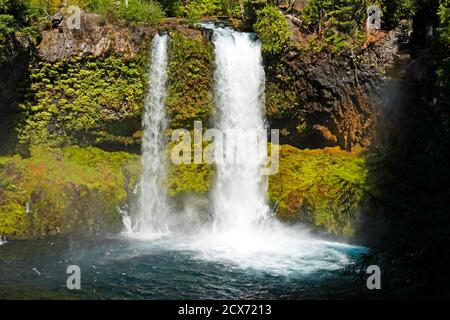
[0,235,367,299]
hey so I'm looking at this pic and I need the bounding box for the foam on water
[122,27,365,276]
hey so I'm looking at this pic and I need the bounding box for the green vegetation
[171,0,242,22]
[265,62,299,119]
[378,0,416,28]
[166,32,214,129]
[302,0,369,52]
[0,0,27,63]
[253,4,290,54]
[81,0,164,25]
[166,130,214,197]
[20,0,164,25]
[16,54,146,149]
[269,145,367,237]
[438,0,450,44]
[0,146,139,239]
[168,162,212,196]
[0,14,14,62]
[301,0,416,52]
[242,1,290,55]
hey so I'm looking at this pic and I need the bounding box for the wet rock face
[0,33,34,150]
[272,21,413,150]
[38,12,152,61]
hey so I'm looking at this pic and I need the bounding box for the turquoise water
[0,234,366,299]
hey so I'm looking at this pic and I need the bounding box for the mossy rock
[269,145,368,237]
[166,31,214,129]
[0,146,140,239]
[16,54,146,150]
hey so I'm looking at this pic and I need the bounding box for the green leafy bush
[116,0,164,25]
[243,0,267,27]
[438,0,450,44]
[173,0,241,21]
[0,14,13,41]
[302,0,416,52]
[378,0,416,28]
[0,1,21,63]
[253,5,290,54]
[302,0,368,52]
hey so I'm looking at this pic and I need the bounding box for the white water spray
[209,26,270,233]
[123,27,363,275]
[134,34,170,235]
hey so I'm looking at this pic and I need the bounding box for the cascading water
[125,25,364,276]
[209,26,270,233]
[133,34,170,235]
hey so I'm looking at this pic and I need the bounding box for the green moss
[166,130,213,197]
[269,145,368,237]
[167,163,213,196]
[16,54,146,148]
[0,203,29,238]
[265,63,299,119]
[166,32,214,129]
[0,146,140,239]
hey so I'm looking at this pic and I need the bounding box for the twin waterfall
[132,27,269,236]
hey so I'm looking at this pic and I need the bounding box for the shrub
[301,0,416,52]
[173,0,241,21]
[0,14,13,41]
[253,5,290,54]
[116,0,164,25]
[438,0,450,44]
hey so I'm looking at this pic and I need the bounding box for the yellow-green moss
[168,163,213,196]
[269,145,368,237]
[166,32,214,129]
[0,203,29,238]
[0,146,140,239]
[16,54,146,148]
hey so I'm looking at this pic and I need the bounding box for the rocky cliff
[0,11,412,239]
[267,21,413,150]
[0,32,33,152]
[10,12,413,154]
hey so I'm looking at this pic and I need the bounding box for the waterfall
[117,27,361,278]
[134,34,170,235]
[208,26,270,233]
